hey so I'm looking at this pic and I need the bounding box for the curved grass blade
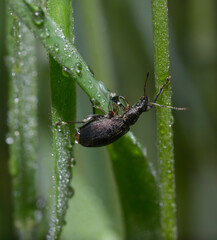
[8,0,110,109]
[108,133,161,239]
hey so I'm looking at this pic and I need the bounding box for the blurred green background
[1,0,217,239]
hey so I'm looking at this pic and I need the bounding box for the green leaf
[108,133,161,239]
[8,0,110,109]
[6,11,38,239]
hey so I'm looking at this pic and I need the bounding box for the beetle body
[75,117,129,147]
[75,96,150,147]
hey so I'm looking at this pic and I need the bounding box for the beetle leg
[92,105,107,114]
[54,114,104,126]
[54,121,80,126]
[82,114,105,122]
[118,96,130,112]
[90,100,107,114]
[111,96,125,111]
[111,96,130,113]
[106,111,116,118]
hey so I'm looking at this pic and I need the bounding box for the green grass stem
[152,0,177,239]
[47,0,76,239]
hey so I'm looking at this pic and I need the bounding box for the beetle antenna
[149,76,186,110]
[153,77,170,103]
[144,72,150,96]
[149,102,187,111]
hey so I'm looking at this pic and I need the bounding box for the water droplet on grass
[71,158,76,167]
[62,67,70,77]
[33,9,44,26]
[14,131,20,136]
[67,186,75,198]
[23,1,44,26]
[45,28,50,37]
[54,43,59,52]
[6,136,14,145]
[75,62,82,76]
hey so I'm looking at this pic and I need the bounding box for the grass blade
[6,11,38,239]
[8,0,110,108]
[108,133,161,239]
[46,0,76,239]
[152,0,177,239]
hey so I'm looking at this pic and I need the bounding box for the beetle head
[136,96,151,112]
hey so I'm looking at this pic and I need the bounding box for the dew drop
[62,67,70,77]
[88,79,93,89]
[23,0,44,27]
[75,62,82,77]
[14,98,19,103]
[63,44,69,51]
[6,136,14,145]
[98,81,108,95]
[91,98,96,103]
[33,9,44,27]
[14,131,20,136]
[101,99,106,108]
[71,158,76,167]
[68,144,73,149]
[54,43,59,53]
[45,28,50,38]
[67,186,75,198]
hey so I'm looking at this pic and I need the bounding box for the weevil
[55,73,186,147]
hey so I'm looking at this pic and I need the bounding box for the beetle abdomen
[75,117,129,147]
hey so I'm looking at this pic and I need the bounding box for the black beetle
[55,73,186,147]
